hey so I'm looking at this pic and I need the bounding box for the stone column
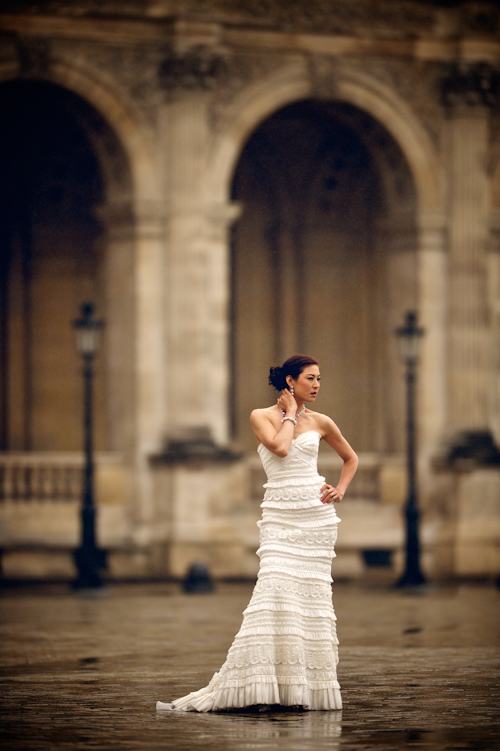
[487,210,500,443]
[378,209,447,478]
[206,202,241,445]
[438,65,500,579]
[379,213,418,454]
[278,224,303,360]
[415,206,448,563]
[267,220,301,362]
[100,202,136,456]
[132,200,167,545]
[149,42,247,578]
[416,208,447,455]
[442,64,496,439]
[159,44,226,443]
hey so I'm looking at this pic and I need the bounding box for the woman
[157,354,358,712]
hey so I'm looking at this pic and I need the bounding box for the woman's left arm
[319,417,359,504]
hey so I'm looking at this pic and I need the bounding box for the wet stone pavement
[0,579,499,751]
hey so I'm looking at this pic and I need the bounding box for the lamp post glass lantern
[74,307,103,358]
[395,310,426,587]
[72,302,106,589]
[396,312,423,365]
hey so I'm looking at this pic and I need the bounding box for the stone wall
[0,0,499,580]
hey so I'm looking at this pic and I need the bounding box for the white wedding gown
[157,430,342,712]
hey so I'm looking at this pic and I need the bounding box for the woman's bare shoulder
[250,405,277,422]
[310,411,340,434]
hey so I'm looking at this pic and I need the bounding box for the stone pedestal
[454,469,500,577]
[149,454,258,579]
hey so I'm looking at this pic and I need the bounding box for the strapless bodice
[258,430,322,483]
[257,431,335,512]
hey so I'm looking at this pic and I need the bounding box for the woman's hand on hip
[321,484,344,504]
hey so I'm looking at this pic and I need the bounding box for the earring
[291,385,294,396]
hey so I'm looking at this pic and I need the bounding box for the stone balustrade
[0,453,84,504]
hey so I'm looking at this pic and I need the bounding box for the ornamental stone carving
[17,35,50,79]
[312,56,442,149]
[358,57,443,148]
[197,0,436,36]
[159,44,226,92]
[442,63,500,111]
[52,39,164,128]
[209,52,299,131]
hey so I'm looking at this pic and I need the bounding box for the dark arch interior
[0,80,127,452]
[0,80,104,246]
[231,99,417,453]
[233,99,385,228]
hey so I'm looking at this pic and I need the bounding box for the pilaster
[132,199,166,543]
[270,222,302,361]
[442,63,497,436]
[159,43,228,443]
[98,202,136,456]
[206,201,241,445]
[487,209,500,444]
[378,213,418,454]
[416,208,447,454]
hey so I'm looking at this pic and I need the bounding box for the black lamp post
[72,302,107,589]
[395,310,426,588]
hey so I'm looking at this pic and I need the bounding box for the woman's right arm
[250,391,297,457]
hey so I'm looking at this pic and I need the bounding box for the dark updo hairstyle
[268,354,319,392]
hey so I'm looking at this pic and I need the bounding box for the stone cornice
[0,13,499,64]
[0,13,170,45]
[223,28,500,64]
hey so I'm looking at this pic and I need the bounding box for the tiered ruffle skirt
[157,468,342,712]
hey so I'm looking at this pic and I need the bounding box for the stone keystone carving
[159,44,226,92]
[308,55,340,101]
[441,62,500,110]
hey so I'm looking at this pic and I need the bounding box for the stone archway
[208,64,441,212]
[0,65,168,572]
[230,98,418,455]
[0,78,135,455]
[208,63,446,457]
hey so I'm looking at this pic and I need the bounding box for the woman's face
[288,365,321,403]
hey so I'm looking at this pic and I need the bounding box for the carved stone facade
[442,62,500,111]
[159,44,226,91]
[0,0,499,582]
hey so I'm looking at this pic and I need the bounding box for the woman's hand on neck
[277,389,297,416]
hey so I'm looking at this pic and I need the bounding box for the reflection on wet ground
[0,581,499,750]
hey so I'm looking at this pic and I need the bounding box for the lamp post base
[72,546,107,590]
[395,569,427,588]
[395,502,426,588]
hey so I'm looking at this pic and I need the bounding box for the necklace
[279,403,306,419]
